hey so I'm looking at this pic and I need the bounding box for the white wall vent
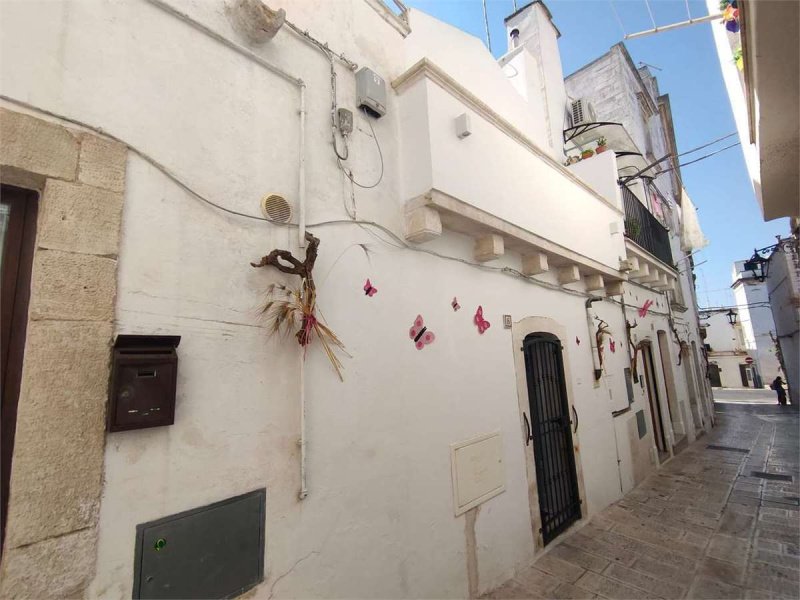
[260,193,292,223]
[571,99,597,126]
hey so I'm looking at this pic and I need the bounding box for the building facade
[765,239,800,404]
[707,0,799,223]
[731,259,782,388]
[0,1,711,597]
[702,309,752,388]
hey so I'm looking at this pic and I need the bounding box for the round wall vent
[260,193,292,223]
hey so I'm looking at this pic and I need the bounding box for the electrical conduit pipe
[143,0,311,497]
[585,297,604,381]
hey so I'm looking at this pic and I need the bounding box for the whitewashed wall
[732,276,781,386]
[0,1,665,597]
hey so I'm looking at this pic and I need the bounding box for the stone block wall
[0,107,125,598]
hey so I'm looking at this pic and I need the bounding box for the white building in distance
[731,259,781,387]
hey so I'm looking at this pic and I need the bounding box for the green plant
[596,136,607,147]
[624,218,642,238]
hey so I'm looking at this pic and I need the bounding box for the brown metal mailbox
[108,335,181,432]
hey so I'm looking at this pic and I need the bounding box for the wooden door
[1,185,38,552]
[641,343,667,452]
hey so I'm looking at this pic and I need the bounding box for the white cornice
[392,58,624,217]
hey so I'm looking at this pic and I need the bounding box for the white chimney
[503,1,567,154]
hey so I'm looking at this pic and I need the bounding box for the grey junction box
[356,67,386,118]
[133,489,266,599]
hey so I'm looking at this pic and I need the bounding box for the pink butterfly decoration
[474,306,490,334]
[609,339,616,353]
[638,299,653,318]
[363,278,377,297]
[576,337,581,345]
[452,297,461,311]
[409,315,435,350]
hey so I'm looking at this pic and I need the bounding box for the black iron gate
[523,333,581,544]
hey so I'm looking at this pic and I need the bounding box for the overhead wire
[0,96,681,319]
[658,142,741,175]
[609,0,627,37]
[677,132,738,158]
[644,0,657,29]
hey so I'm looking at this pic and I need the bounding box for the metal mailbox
[108,335,180,432]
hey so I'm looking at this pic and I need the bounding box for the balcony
[621,185,673,267]
[393,58,628,293]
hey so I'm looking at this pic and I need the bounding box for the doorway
[709,363,722,387]
[682,346,703,432]
[1,185,38,552]
[641,343,668,455]
[739,364,752,387]
[522,332,581,545]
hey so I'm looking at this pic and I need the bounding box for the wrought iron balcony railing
[621,185,673,267]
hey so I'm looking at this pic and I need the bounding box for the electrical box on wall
[108,335,180,432]
[450,431,505,516]
[133,489,266,599]
[356,67,386,118]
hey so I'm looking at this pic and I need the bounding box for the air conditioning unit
[571,99,597,126]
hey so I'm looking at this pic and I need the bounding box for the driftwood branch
[251,232,320,287]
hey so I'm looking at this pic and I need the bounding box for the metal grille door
[523,333,581,544]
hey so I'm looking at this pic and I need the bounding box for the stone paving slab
[483,400,800,599]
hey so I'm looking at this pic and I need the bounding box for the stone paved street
[485,390,800,599]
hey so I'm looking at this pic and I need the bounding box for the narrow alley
[486,390,800,599]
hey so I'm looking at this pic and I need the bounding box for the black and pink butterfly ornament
[409,315,435,350]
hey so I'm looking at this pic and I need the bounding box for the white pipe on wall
[298,85,307,248]
[298,350,308,499]
[142,0,312,497]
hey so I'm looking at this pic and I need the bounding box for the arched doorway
[521,332,581,544]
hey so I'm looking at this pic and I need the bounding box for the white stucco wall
[704,312,744,353]
[0,1,708,597]
[706,0,763,208]
[766,248,800,404]
[732,275,781,386]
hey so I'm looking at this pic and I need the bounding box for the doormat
[706,445,749,453]
[750,471,793,482]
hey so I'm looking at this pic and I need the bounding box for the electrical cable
[336,107,385,189]
[609,0,627,37]
[677,132,738,158]
[677,142,741,168]
[1,94,683,319]
[622,131,738,185]
[644,0,657,29]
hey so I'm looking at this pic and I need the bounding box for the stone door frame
[0,107,126,597]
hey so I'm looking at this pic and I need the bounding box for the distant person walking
[771,376,787,406]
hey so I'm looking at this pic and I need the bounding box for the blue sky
[404,0,789,308]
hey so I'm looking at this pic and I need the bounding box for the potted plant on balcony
[581,148,594,160]
[624,218,642,238]
[596,136,608,154]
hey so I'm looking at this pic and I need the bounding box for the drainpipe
[143,0,312,497]
[585,297,603,381]
[298,351,308,499]
[298,85,307,247]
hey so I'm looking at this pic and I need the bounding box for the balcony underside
[405,189,626,295]
[624,238,678,292]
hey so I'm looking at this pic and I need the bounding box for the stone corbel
[404,206,442,243]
